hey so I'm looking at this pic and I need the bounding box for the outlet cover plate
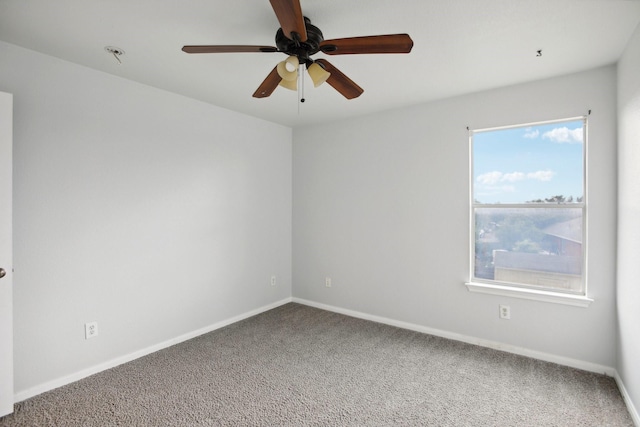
[499,305,511,320]
[85,321,98,339]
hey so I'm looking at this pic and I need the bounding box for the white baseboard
[14,297,293,403]
[292,298,615,376]
[615,371,640,427]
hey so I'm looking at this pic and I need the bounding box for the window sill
[464,282,593,307]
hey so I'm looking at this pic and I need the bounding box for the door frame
[0,91,14,417]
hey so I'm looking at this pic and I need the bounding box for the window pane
[474,207,583,293]
[473,120,584,204]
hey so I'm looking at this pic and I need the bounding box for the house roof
[543,217,582,244]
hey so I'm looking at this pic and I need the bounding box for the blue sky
[473,119,584,204]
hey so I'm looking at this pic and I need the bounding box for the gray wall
[617,22,640,419]
[293,66,618,368]
[0,41,292,394]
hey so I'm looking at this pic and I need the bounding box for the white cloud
[476,171,503,185]
[527,170,555,181]
[477,170,555,189]
[523,128,539,139]
[542,127,583,143]
[502,172,525,182]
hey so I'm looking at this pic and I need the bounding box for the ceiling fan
[182,0,413,100]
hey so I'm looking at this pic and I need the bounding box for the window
[468,118,589,303]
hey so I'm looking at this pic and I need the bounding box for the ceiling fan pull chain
[297,72,300,114]
[299,64,305,104]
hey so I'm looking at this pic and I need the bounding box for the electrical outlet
[499,305,511,320]
[85,321,98,339]
[325,277,332,288]
[271,275,276,286]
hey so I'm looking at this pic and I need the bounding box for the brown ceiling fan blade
[253,66,282,98]
[182,45,278,54]
[320,34,413,55]
[315,59,363,100]
[269,0,307,42]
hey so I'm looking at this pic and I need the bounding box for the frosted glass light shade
[307,62,331,87]
[278,78,298,91]
[285,55,299,69]
[277,56,299,81]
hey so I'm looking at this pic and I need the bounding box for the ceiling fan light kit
[182,0,413,100]
[276,55,299,81]
[307,62,331,87]
[278,76,298,91]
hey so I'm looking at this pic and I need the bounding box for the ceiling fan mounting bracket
[275,17,324,64]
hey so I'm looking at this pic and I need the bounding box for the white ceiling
[1,0,639,128]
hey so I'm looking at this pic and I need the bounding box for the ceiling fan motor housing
[276,17,325,65]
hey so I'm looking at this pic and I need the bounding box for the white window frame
[465,117,593,307]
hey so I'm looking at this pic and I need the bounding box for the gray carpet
[0,303,633,426]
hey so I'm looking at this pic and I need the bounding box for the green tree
[495,214,545,252]
[545,195,565,203]
[513,238,542,253]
